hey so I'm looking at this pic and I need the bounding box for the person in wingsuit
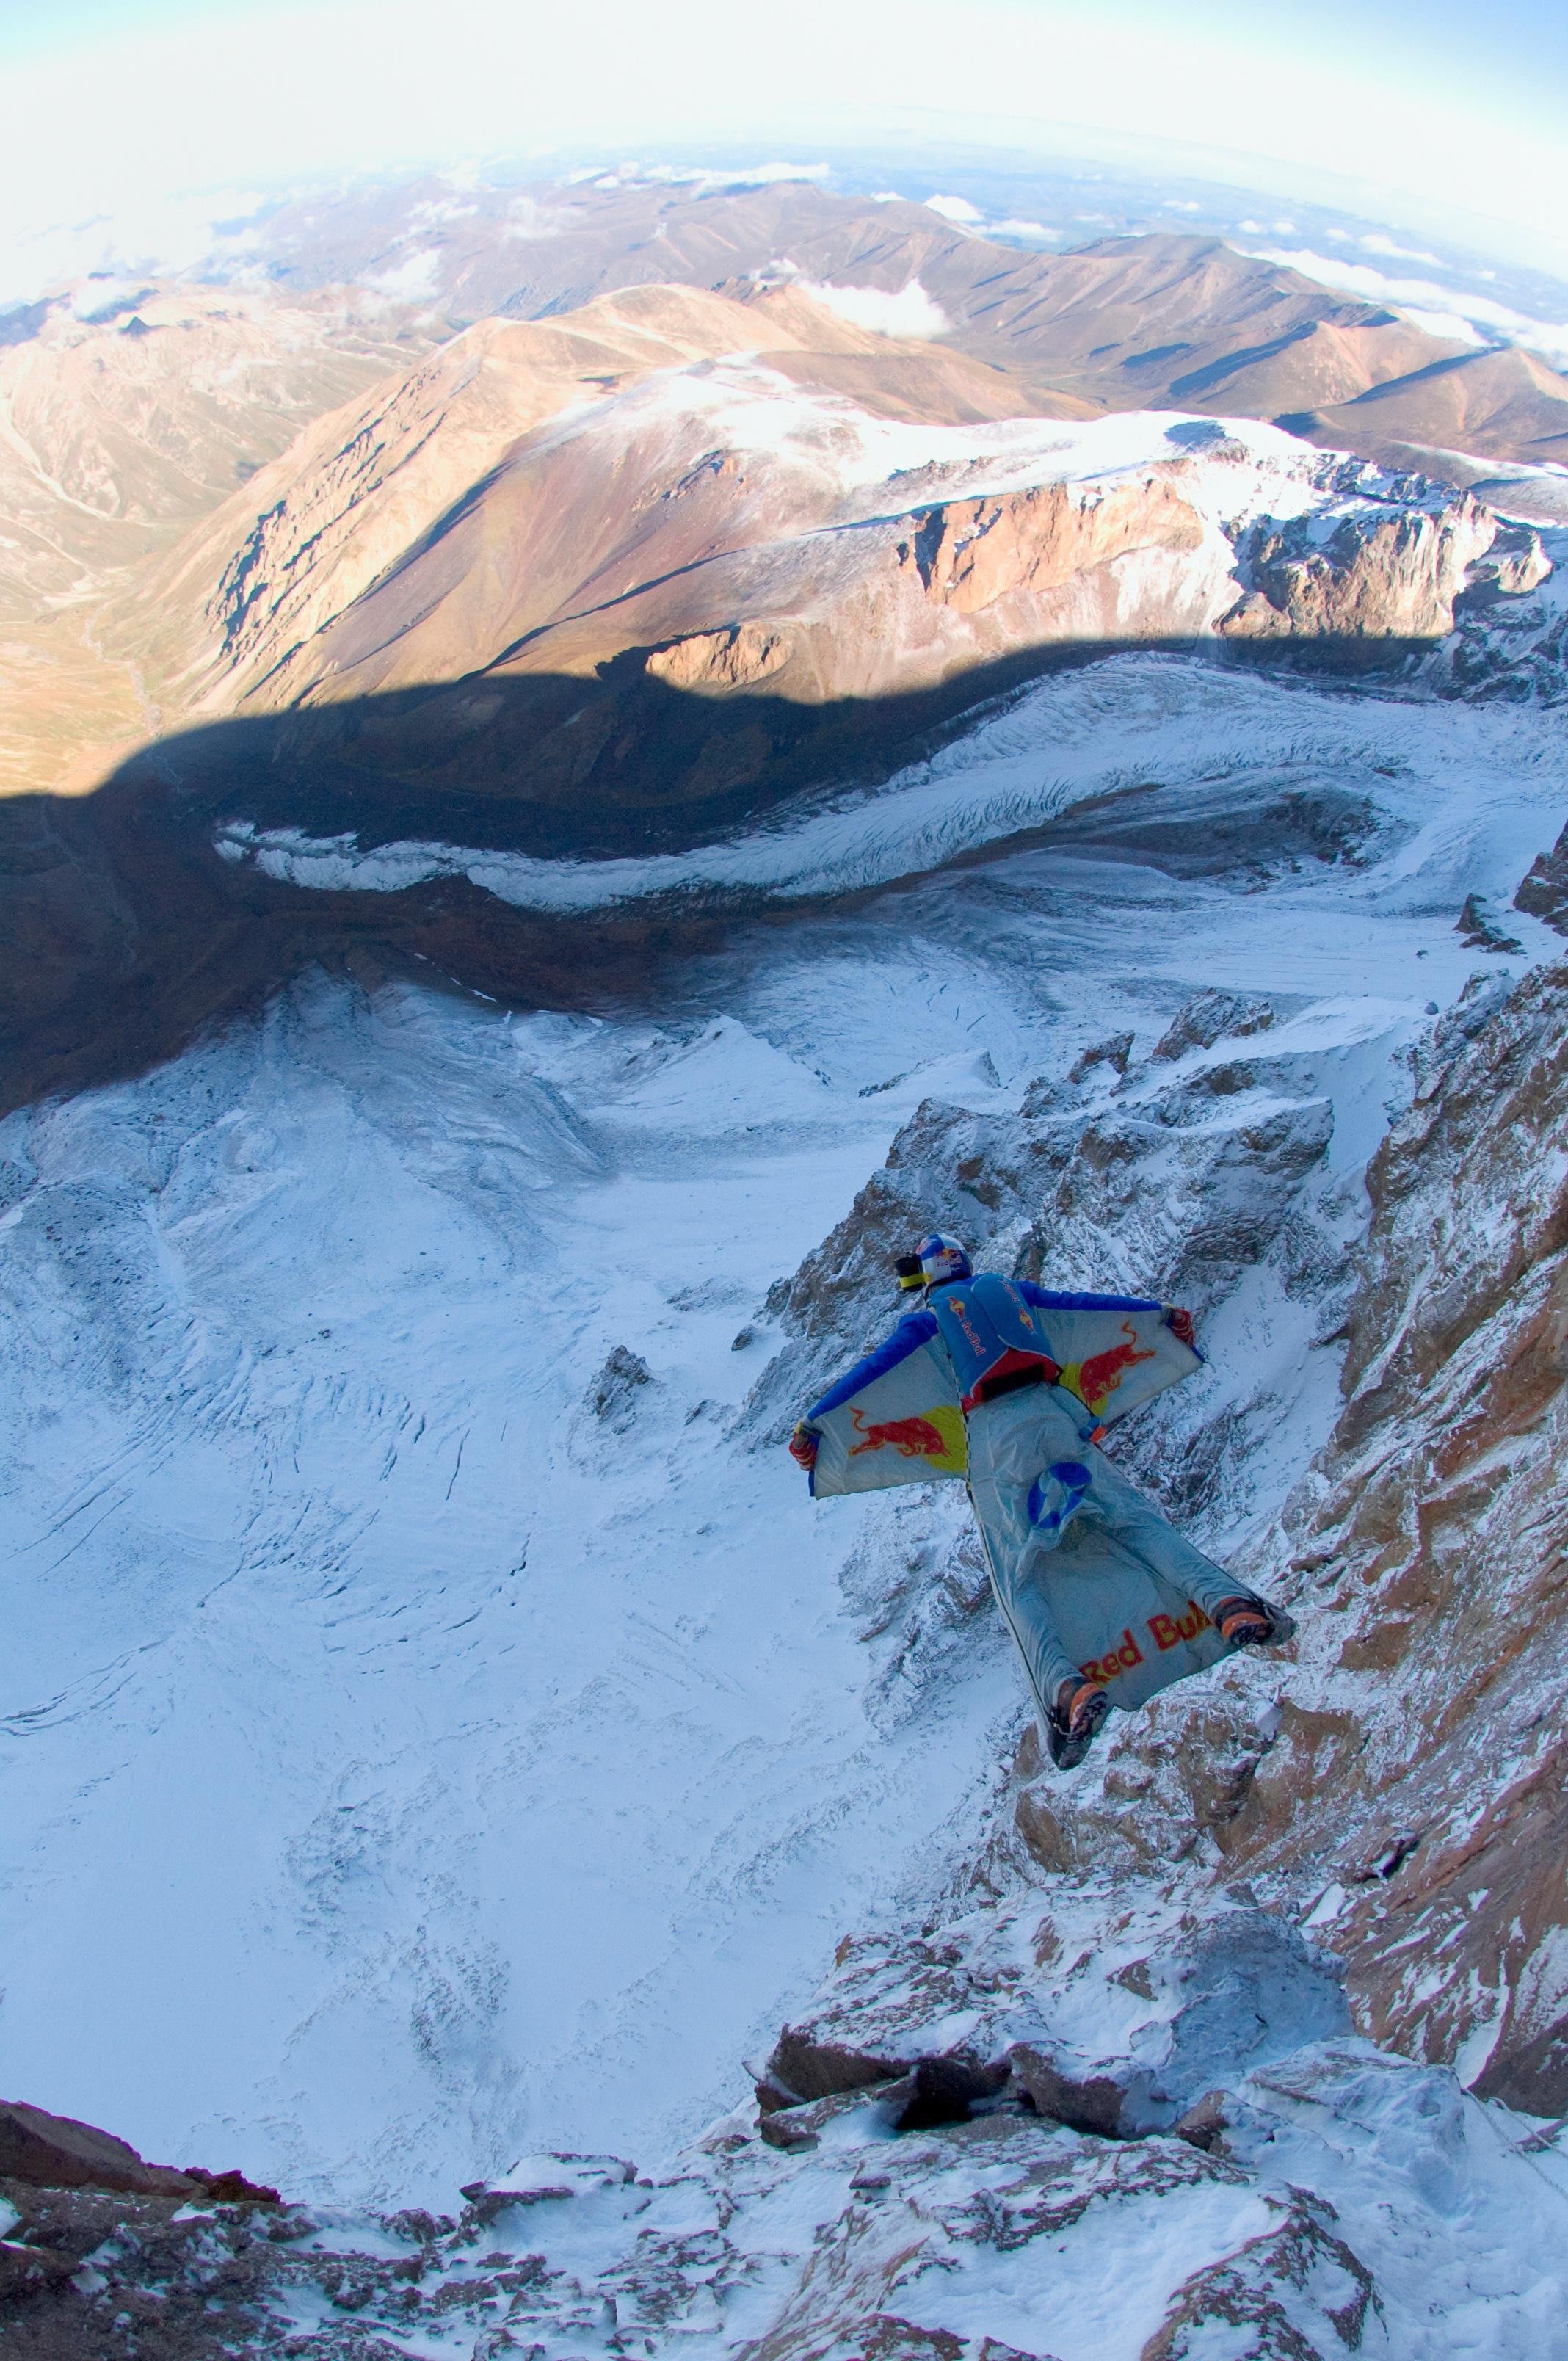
[789,1233,1291,1769]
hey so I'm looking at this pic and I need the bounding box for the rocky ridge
[760,955,1568,2122]
[7,1959,1565,2360]
[155,341,1546,737]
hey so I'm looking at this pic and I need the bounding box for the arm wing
[806,1316,965,1497]
[1020,1288,1202,1424]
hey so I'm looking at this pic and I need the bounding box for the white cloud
[1396,308,1487,347]
[504,194,578,242]
[924,194,983,224]
[1163,199,1202,214]
[800,278,950,338]
[409,195,478,228]
[1361,231,1442,266]
[1247,244,1568,366]
[364,246,442,300]
[988,217,1056,244]
[588,159,830,196]
[0,185,267,309]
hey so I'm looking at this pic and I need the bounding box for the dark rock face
[1007,960,1568,2113]
[0,2103,287,2356]
[0,2100,278,2211]
[0,2101,199,2200]
[763,2025,913,2107]
[880,2056,1013,2132]
[0,2239,79,2299]
[585,1344,653,1429]
[1150,991,1274,1063]
[1514,821,1568,933]
[1456,891,1522,952]
[1006,2049,1132,2139]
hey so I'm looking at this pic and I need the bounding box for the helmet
[917,1232,972,1285]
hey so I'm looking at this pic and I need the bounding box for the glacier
[4,642,1567,2234]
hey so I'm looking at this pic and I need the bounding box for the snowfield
[7,642,1568,2343]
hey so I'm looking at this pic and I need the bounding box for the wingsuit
[790,1233,1291,1768]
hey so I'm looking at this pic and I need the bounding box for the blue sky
[0,0,1563,279]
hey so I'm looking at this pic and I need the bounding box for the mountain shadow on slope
[0,634,1447,1117]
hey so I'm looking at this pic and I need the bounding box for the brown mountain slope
[0,280,430,616]
[10,189,1567,808]
[128,280,1079,723]
[129,277,1514,758]
[0,280,432,799]
[1304,341,1568,469]
[258,175,1568,474]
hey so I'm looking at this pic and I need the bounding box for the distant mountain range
[6,177,1566,813]
[2,172,1564,1108]
[239,175,1568,476]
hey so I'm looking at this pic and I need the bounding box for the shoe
[1215,1595,1294,1650]
[1046,1679,1111,1770]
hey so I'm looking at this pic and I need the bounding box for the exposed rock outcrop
[0,2100,277,2206]
[997,962,1568,2112]
[1456,891,1522,952]
[0,2100,200,2199]
[0,2099,285,2354]
[1249,963,1568,2107]
[1221,494,1497,645]
[754,1898,1345,2145]
[645,624,792,691]
[1514,819,1568,932]
[895,475,1205,612]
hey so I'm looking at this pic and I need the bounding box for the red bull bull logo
[1077,1320,1157,1412]
[849,1408,948,1460]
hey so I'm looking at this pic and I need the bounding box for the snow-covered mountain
[7,319,1560,1122]
[8,593,1568,2332]
[8,173,1568,2358]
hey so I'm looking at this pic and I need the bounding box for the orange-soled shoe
[1046,1678,1111,1770]
[1216,1595,1293,1649]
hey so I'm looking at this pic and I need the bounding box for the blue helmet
[917,1232,972,1285]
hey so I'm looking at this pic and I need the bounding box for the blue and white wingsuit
[795,1235,1285,1751]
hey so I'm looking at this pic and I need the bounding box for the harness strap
[963,1356,1061,1413]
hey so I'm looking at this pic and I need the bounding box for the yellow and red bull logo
[847,1402,966,1470]
[1062,1319,1157,1415]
